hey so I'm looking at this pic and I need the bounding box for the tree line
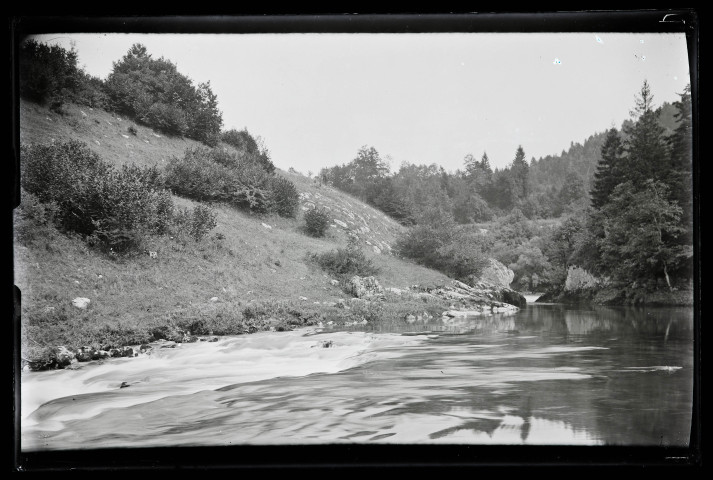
[320,81,693,294]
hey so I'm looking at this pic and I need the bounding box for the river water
[20,302,694,451]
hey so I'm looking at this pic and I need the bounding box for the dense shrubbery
[304,207,331,237]
[104,43,223,143]
[19,39,108,111]
[165,146,299,217]
[395,208,489,281]
[311,235,379,278]
[20,140,217,254]
[221,128,275,174]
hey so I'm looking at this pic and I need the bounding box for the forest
[319,81,694,296]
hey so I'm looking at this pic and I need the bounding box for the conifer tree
[591,128,625,209]
[622,80,670,187]
[667,84,694,244]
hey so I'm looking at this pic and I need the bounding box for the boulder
[347,276,384,298]
[479,259,515,288]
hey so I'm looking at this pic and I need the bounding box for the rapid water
[20,303,694,450]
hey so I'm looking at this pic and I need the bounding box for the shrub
[165,146,298,217]
[221,128,275,173]
[311,235,379,278]
[395,215,489,281]
[564,265,600,291]
[268,176,300,218]
[128,125,138,136]
[20,140,208,255]
[172,205,218,242]
[304,207,331,237]
[141,102,189,136]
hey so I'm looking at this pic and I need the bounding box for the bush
[304,207,331,237]
[395,215,489,281]
[165,146,299,217]
[268,176,300,218]
[141,102,189,136]
[173,205,218,242]
[311,235,379,278]
[20,140,213,255]
[564,265,601,291]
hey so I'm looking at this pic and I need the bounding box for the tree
[590,128,625,209]
[555,171,587,216]
[19,39,82,109]
[509,145,530,204]
[667,84,694,245]
[599,180,691,289]
[105,44,223,142]
[622,80,671,187]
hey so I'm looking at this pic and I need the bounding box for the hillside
[16,100,470,369]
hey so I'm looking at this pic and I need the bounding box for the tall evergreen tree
[622,80,670,187]
[667,84,693,244]
[590,128,625,209]
[509,145,529,204]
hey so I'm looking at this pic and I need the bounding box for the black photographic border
[9,9,701,472]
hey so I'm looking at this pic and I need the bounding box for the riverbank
[15,100,529,372]
[19,279,524,371]
[536,284,695,306]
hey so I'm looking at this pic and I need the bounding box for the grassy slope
[16,100,452,361]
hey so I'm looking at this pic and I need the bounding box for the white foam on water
[21,328,428,430]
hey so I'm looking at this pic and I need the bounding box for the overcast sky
[30,31,690,173]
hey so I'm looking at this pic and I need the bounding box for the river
[20,302,694,451]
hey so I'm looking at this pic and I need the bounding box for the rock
[54,346,75,367]
[347,276,384,299]
[372,246,381,254]
[92,350,110,360]
[210,297,219,302]
[299,296,308,301]
[479,259,515,288]
[334,219,348,228]
[261,223,272,229]
[75,346,95,362]
[330,279,340,286]
[72,297,91,309]
[498,289,527,309]
[120,346,135,357]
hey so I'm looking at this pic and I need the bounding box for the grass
[16,99,455,369]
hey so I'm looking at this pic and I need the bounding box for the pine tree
[590,128,625,209]
[667,84,693,244]
[622,80,670,187]
[480,152,492,173]
[509,145,529,204]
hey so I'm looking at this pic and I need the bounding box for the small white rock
[210,297,219,302]
[261,223,272,229]
[72,297,91,309]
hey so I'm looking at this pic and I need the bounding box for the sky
[29,31,691,173]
